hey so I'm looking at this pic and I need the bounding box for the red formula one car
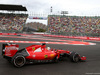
[2,43,86,67]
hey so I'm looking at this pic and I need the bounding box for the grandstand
[0,4,28,32]
[48,15,100,37]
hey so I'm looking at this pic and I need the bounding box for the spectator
[0,13,28,32]
[48,15,100,37]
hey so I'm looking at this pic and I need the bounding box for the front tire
[12,55,26,67]
[70,52,80,63]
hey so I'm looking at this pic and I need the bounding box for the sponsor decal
[33,55,36,57]
[89,37,100,40]
[5,49,11,55]
[34,48,42,52]
[5,46,18,56]
[5,46,18,50]
[32,47,35,51]
[44,55,48,59]
[50,54,55,58]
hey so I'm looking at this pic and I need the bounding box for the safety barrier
[43,35,100,41]
[0,33,17,35]
[0,33,100,41]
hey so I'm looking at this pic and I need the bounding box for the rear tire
[70,52,80,63]
[12,54,26,67]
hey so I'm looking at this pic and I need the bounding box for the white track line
[0,40,96,45]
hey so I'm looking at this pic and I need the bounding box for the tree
[37,28,46,32]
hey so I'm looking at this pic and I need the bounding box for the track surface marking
[0,35,96,45]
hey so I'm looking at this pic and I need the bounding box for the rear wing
[2,43,19,57]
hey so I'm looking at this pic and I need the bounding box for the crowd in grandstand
[48,15,100,36]
[0,13,28,32]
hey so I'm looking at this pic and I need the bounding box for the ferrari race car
[2,43,86,67]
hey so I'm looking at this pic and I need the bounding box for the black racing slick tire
[12,54,26,67]
[70,52,80,63]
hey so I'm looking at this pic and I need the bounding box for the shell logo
[50,54,55,58]
[44,55,48,59]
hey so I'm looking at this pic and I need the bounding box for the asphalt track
[0,35,100,75]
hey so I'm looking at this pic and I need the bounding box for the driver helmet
[47,47,50,50]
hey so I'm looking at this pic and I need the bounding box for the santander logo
[5,46,19,50]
